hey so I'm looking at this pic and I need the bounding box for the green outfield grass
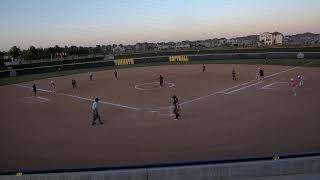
[0,59,319,86]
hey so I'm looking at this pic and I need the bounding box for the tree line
[4,45,113,61]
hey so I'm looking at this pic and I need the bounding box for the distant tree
[78,46,90,55]
[64,46,69,55]
[8,46,21,58]
[20,46,39,60]
[29,46,37,58]
[93,45,102,54]
[68,45,78,55]
[0,51,4,69]
[37,48,45,59]
[54,45,63,57]
[20,50,31,60]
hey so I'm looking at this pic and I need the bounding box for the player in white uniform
[256,68,260,80]
[92,98,104,125]
[298,75,304,87]
[50,80,57,93]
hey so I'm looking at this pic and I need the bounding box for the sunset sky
[0,0,320,51]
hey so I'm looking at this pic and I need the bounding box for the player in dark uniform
[33,83,37,96]
[114,70,118,79]
[232,68,237,81]
[202,64,206,72]
[89,72,93,81]
[159,75,164,87]
[72,79,77,89]
[259,68,264,79]
[172,95,180,120]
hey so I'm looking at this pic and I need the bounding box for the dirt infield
[0,64,320,173]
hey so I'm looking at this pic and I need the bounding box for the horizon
[1,0,320,51]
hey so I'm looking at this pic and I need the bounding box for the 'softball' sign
[169,55,189,62]
[114,58,134,65]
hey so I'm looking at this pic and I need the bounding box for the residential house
[218,38,227,46]
[157,43,171,50]
[231,35,259,47]
[259,32,284,46]
[135,43,147,51]
[284,33,320,45]
[175,42,191,50]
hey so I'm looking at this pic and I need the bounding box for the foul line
[225,81,264,94]
[60,93,140,110]
[178,80,258,106]
[180,66,298,106]
[13,84,140,111]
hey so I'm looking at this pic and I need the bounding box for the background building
[259,32,284,46]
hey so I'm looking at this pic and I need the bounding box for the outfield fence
[1,52,320,78]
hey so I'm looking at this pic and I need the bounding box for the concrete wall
[1,156,319,180]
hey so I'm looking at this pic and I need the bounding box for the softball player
[289,78,298,96]
[92,98,104,125]
[232,68,237,81]
[114,70,118,79]
[160,75,164,87]
[259,68,264,80]
[298,75,304,87]
[33,83,37,96]
[89,72,93,81]
[72,79,77,89]
[172,95,180,120]
[256,68,260,80]
[50,80,57,93]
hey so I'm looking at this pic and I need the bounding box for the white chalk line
[23,95,51,103]
[14,84,52,93]
[37,96,50,102]
[23,96,35,99]
[152,66,296,108]
[180,66,299,105]
[60,93,140,110]
[13,84,140,111]
[12,65,303,115]
[134,81,175,91]
[176,80,257,106]
[261,82,288,90]
[225,67,300,94]
[225,81,265,94]
[261,82,277,90]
